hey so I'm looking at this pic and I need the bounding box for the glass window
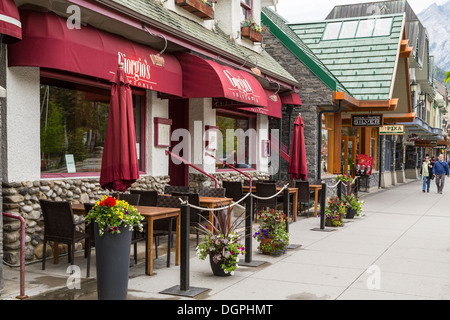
[356,19,375,38]
[373,17,393,36]
[216,113,255,170]
[240,0,252,20]
[322,22,342,40]
[40,80,143,175]
[339,20,358,39]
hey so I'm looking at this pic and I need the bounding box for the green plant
[196,209,246,275]
[200,0,213,6]
[344,194,365,216]
[322,196,345,227]
[335,173,354,184]
[253,209,290,256]
[85,195,144,236]
[241,18,262,33]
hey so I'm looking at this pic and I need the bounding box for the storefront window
[216,112,255,170]
[40,79,143,175]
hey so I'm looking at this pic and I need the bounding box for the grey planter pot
[94,224,131,300]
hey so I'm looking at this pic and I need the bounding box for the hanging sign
[379,125,405,135]
[351,114,383,127]
[414,140,437,147]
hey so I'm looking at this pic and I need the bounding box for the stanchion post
[240,193,266,267]
[160,202,209,297]
[320,183,327,229]
[180,203,190,291]
[244,194,253,264]
[337,180,342,199]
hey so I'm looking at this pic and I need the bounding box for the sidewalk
[2,179,450,300]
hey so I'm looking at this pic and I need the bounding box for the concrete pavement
[1,179,450,300]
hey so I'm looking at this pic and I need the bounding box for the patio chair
[113,193,140,205]
[164,185,190,194]
[40,199,91,277]
[154,195,188,267]
[130,189,158,206]
[254,182,283,217]
[295,181,313,217]
[198,187,226,198]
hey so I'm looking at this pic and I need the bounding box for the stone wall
[262,31,335,181]
[1,175,170,265]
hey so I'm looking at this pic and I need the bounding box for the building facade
[0,0,302,289]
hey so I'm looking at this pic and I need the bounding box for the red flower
[100,196,116,207]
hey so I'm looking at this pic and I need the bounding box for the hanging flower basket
[175,0,214,20]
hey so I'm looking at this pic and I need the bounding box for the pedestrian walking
[432,154,449,194]
[421,155,433,192]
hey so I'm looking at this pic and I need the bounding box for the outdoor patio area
[2,179,450,301]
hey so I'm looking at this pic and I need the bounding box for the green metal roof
[288,13,406,101]
[261,7,350,94]
[105,0,298,85]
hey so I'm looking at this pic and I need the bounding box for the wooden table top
[71,203,180,217]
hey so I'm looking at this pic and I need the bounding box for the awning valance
[8,10,182,96]
[238,89,282,118]
[0,0,21,42]
[280,92,302,106]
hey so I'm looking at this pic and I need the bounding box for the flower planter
[94,224,132,300]
[346,207,357,219]
[175,0,214,20]
[241,26,263,43]
[209,254,234,277]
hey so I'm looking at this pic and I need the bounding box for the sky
[274,0,449,22]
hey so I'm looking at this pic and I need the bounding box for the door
[168,99,189,186]
[341,136,357,175]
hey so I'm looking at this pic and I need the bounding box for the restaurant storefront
[1,0,300,266]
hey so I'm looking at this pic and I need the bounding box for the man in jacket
[432,154,450,194]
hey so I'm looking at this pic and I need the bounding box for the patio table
[71,203,180,276]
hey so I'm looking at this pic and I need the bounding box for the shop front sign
[351,114,383,127]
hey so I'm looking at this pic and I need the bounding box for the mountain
[417,1,450,72]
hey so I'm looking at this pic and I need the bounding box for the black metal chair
[222,181,244,202]
[198,187,226,198]
[154,195,188,267]
[254,182,283,217]
[295,181,313,217]
[129,189,158,206]
[40,199,91,277]
[164,185,190,194]
[113,193,141,205]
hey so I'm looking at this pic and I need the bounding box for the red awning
[0,0,21,42]
[281,92,302,106]
[8,10,182,96]
[175,52,268,108]
[238,89,282,118]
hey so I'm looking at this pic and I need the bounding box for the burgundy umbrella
[288,114,307,180]
[100,64,139,192]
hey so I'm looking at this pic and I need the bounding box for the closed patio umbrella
[100,63,139,192]
[288,114,307,180]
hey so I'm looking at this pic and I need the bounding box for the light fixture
[269,81,280,102]
[241,54,261,77]
[410,81,418,93]
[419,91,426,102]
[143,25,168,67]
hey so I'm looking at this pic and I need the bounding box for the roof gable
[288,14,406,101]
